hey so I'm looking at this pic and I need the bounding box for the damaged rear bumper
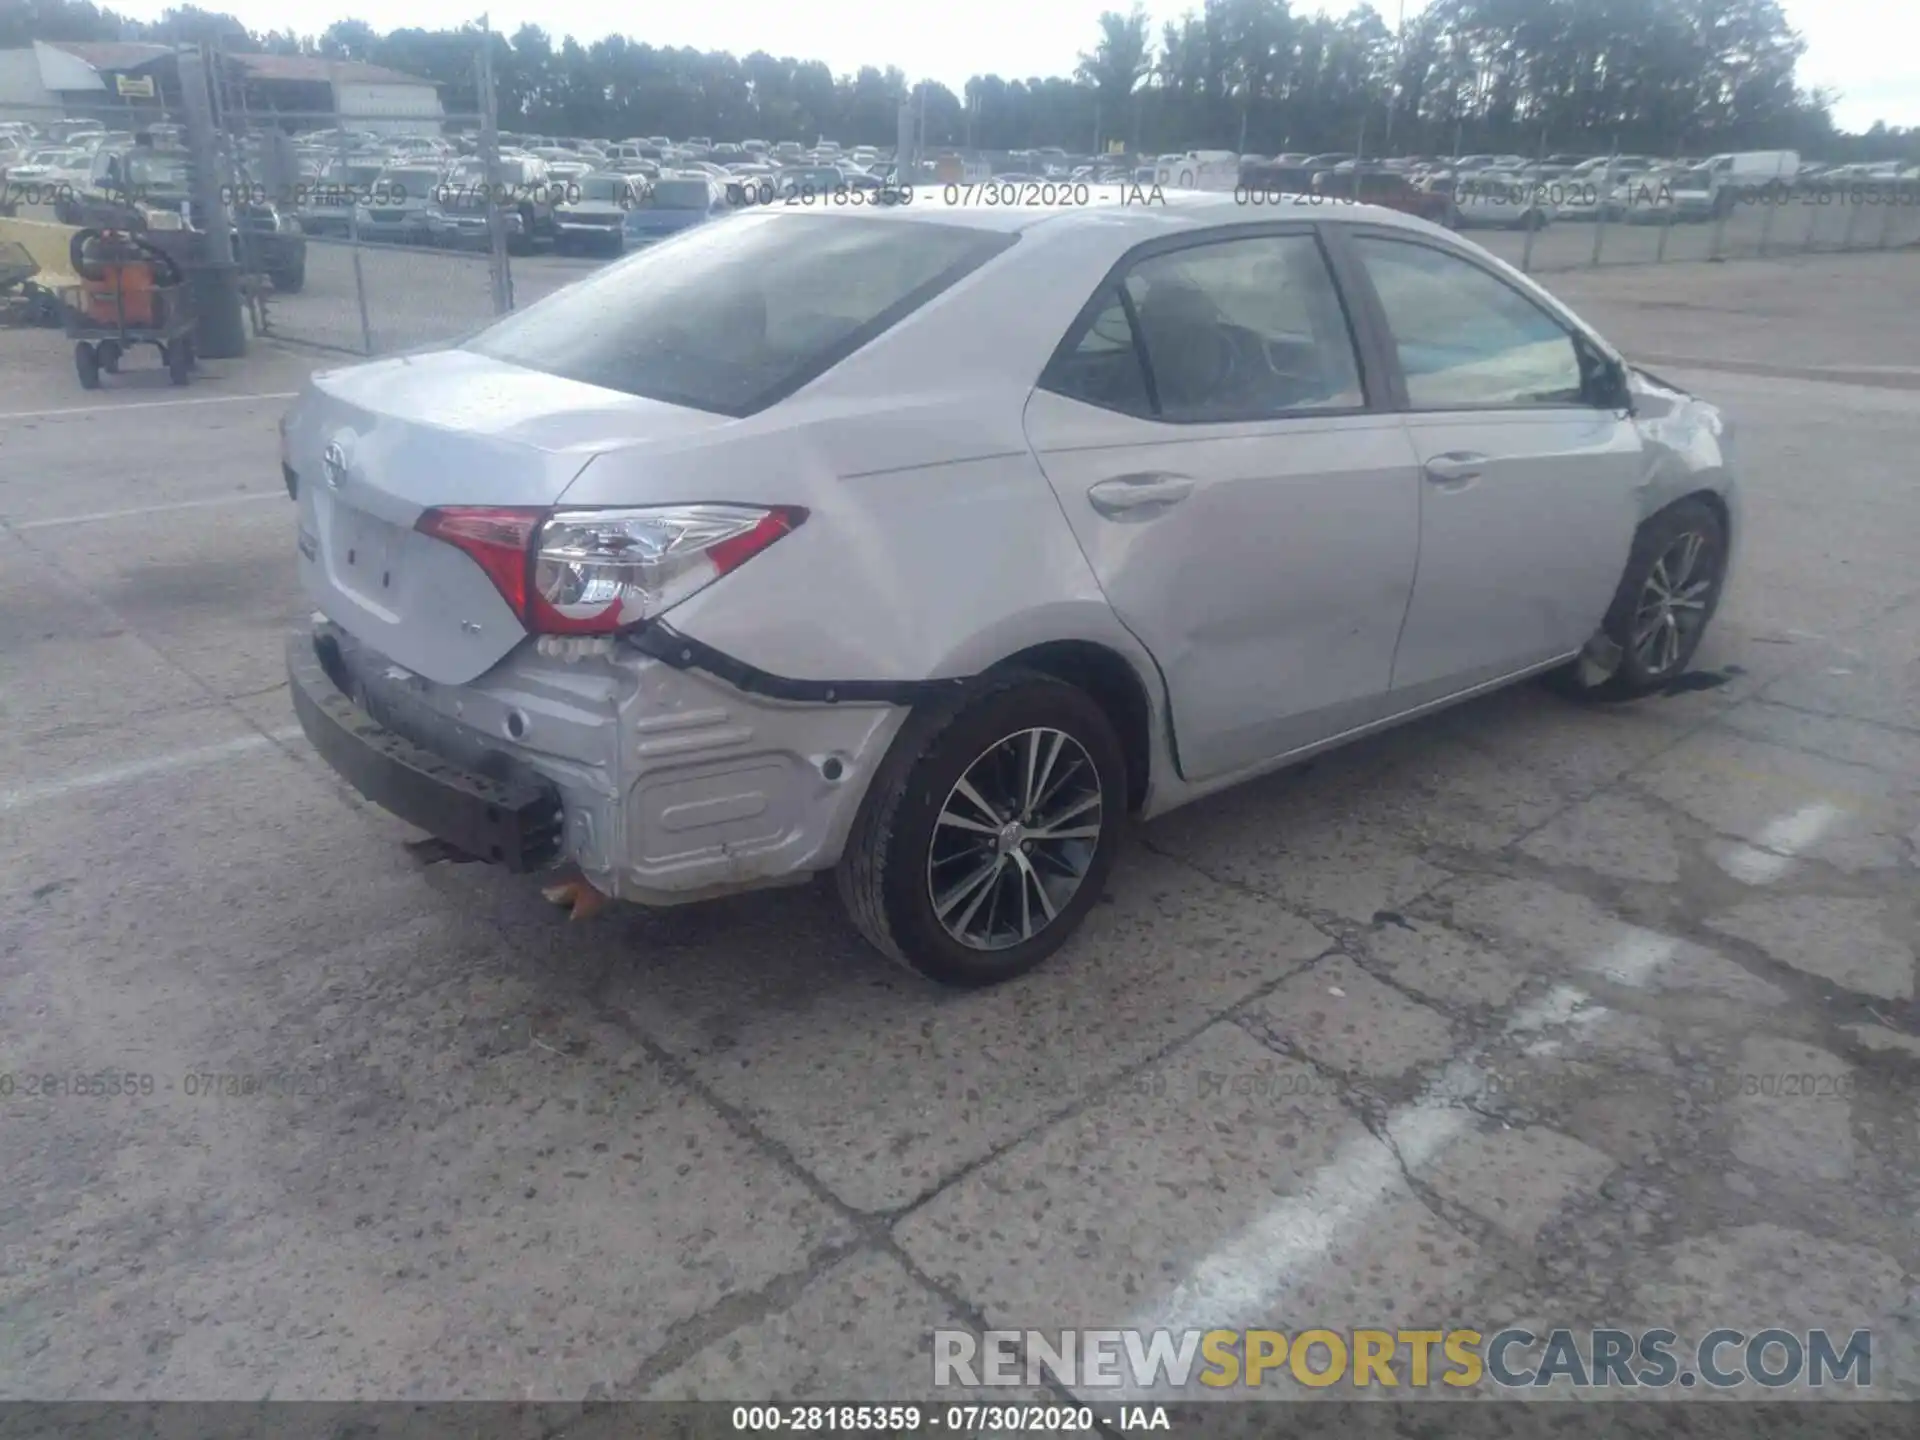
[288,627,563,870]
[286,619,912,906]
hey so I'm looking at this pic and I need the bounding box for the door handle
[1423,451,1489,485]
[1087,473,1195,517]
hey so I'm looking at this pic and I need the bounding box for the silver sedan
[281,193,1737,985]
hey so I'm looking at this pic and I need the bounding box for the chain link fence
[1473,172,1920,277]
[10,75,1916,357]
[209,103,513,357]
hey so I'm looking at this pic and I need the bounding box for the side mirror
[1597,356,1633,411]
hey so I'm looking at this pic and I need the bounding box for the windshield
[575,176,627,202]
[466,213,1014,416]
[643,179,712,209]
[124,152,189,188]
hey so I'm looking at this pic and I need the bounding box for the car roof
[757,188,1444,238]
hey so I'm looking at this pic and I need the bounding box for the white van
[1673,150,1799,216]
[1155,149,1240,191]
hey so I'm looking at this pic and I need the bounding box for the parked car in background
[353,163,446,245]
[1671,151,1800,216]
[426,154,558,253]
[1451,173,1555,229]
[1315,167,1455,223]
[55,145,307,291]
[1156,150,1240,190]
[1621,166,1691,223]
[299,158,389,236]
[620,174,729,244]
[775,165,851,198]
[5,147,87,188]
[553,172,642,254]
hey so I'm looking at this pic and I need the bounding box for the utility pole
[896,92,916,182]
[1383,0,1406,154]
[477,13,511,314]
[174,44,245,358]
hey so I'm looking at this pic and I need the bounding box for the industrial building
[0,40,443,135]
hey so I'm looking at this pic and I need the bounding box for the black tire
[166,338,192,386]
[97,340,121,373]
[1555,497,1728,701]
[74,342,100,390]
[836,671,1127,987]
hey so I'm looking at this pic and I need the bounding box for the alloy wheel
[926,727,1104,952]
[1631,529,1715,676]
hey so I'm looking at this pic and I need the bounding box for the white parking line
[11,493,286,530]
[1125,934,1691,1374]
[0,392,297,422]
[1716,801,1845,885]
[0,727,303,813]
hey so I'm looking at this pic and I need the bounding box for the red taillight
[415,503,805,636]
[415,506,542,618]
[706,508,801,575]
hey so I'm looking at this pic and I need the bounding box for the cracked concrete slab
[1242,954,1461,1082]
[1706,894,1915,1000]
[592,848,1333,1213]
[893,1021,1486,1364]
[1146,797,1455,925]
[1413,1123,1617,1243]
[1442,875,1789,1007]
[1518,789,1687,884]
[1727,1037,1857,1181]
[1840,1024,1920,1059]
[1628,730,1912,873]
[8,258,1920,1408]
[640,1249,971,1401]
[1625,1224,1913,1396]
[1352,915,1530,1009]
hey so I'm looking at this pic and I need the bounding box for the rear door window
[1039,288,1152,414]
[1043,232,1365,421]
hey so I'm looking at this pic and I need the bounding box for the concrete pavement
[2,251,1918,1411]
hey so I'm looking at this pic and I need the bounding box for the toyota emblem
[322,441,348,490]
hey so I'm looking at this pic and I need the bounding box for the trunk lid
[289,348,732,685]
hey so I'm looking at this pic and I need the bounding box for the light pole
[1383,0,1406,155]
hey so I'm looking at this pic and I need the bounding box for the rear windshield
[466,212,1013,416]
[643,179,712,209]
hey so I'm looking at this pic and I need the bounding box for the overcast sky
[109,0,1919,132]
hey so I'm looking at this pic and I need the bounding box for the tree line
[7,0,1916,160]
